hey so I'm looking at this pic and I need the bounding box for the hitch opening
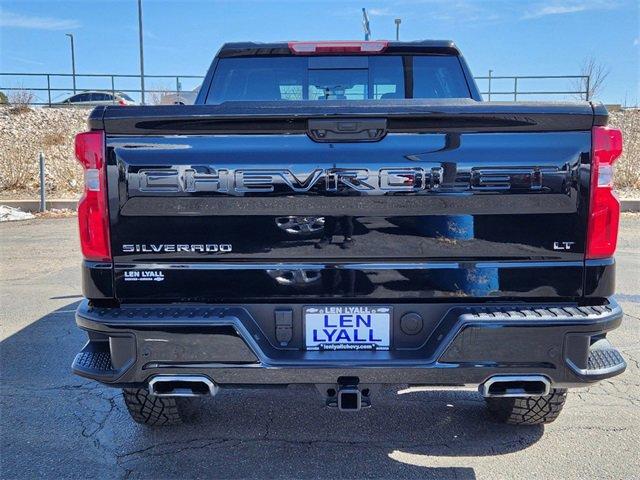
[318,378,371,411]
[338,386,362,411]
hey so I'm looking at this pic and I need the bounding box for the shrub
[8,89,35,113]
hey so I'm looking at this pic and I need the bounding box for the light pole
[65,33,76,94]
[395,18,401,41]
[137,0,146,104]
[362,8,370,41]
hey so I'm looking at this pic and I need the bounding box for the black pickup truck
[72,40,626,426]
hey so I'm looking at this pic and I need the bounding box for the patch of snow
[0,205,35,222]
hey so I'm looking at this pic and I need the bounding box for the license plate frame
[304,305,392,351]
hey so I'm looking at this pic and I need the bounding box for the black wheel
[485,388,567,425]
[122,388,200,426]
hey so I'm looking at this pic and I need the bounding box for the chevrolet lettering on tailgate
[129,165,564,196]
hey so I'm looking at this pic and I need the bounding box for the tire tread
[122,388,184,426]
[485,388,567,425]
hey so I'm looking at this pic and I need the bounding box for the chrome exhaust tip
[148,375,218,397]
[481,375,551,398]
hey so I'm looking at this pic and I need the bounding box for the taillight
[586,126,623,259]
[75,131,111,261]
[288,41,388,54]
[118,98,126,106]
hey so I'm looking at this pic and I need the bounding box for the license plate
[304,306,391,351]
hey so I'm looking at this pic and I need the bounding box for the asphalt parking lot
[1,215,638,480]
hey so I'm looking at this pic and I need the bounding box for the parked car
[72,40,625,427]
[57,91,136,106]
[159,86,201,105]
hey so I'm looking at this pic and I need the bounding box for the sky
[0,0,638,105]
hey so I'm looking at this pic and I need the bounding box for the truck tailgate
[96,103,596,302]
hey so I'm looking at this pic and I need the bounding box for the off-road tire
[123,388,199,426]
[485,388,567,425]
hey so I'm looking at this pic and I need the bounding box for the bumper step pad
[466,304,617,321]
[72,343,117,381]
[75,350,113,372]
[566,338,626,380]
[585,339,626,376]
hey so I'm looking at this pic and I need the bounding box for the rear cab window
[205,55,472,103]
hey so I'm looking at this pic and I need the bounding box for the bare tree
[573,56,610,101]
[147,83,174,105]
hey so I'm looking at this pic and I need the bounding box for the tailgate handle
[307,118,387,142]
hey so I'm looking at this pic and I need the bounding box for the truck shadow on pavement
[1,303,545,479]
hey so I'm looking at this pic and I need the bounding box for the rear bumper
[72,298,626,389]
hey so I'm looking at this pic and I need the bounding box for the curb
[2,198,640,213]
[621,199,640,213]
[0,199,78,212]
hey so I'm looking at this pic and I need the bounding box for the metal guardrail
[0,72,204,106]
[476,73,590,101]
[0,72,591,106]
